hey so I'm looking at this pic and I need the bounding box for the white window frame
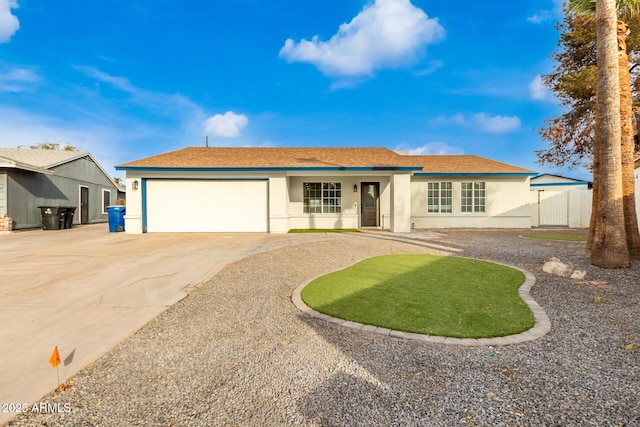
[303,182,342,214]
[101,189,111,214]
[461,182,486,213]
[427,182,452,213]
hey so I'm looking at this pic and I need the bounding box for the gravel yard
[8,230,640,427]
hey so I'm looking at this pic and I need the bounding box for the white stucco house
[530,173,593,228]
[115,147,536,233]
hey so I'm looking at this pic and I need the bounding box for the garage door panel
[146,180,268,232]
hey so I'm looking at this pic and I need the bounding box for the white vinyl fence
[530,188,592,228]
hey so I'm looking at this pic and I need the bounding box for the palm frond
[617,0,640,17]
[569,0,596,15]
[568,0,640,17]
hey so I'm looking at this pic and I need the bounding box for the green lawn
[522,233,587,242]
[301,254,534,339]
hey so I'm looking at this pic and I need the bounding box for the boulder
[542,257,574,278]
[570,270,587,280]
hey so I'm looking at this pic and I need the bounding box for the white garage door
[146,180,268,232]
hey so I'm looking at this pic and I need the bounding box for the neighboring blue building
[530,173,592,191]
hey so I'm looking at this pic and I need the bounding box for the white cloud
[526,10,552,24]
[414,59,444,76]
[473,113,521,134]
[75,66,138,94]
[433,113,520,133]
[279,0,445,77]
[204,111,249,138]
[527,0,563,24]
[75,66,200,119]
[0,0,19,43]
[0,67,40,92]
[433,114,466,125]
[400,142,464,155]
[529,74,551,100]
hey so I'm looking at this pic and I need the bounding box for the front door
[80,186,89,224]
[361,182,379,227]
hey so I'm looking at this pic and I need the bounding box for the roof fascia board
[115,166,423,172]
[531,173,587,183]
[43,152,91,169]
[0,160,54,175]
[530,181,590,187]
[414,172,537,177]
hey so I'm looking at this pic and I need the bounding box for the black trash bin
[38,206,63,230]
[59,207,68,229]
[62,206,76,229]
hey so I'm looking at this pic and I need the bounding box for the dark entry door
[361,182,379,227]
[80,187,89,224]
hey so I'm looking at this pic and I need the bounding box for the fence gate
[538,190,569,226]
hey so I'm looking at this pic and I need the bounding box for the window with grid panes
[304,182,341,213]
[461,182,485,213]
[427,182,452,213]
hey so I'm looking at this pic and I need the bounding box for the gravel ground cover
[8,230,639,427]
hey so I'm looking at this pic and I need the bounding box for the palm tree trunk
[587,120,599,256]
[591,0,630,268]
[618,21,640,259]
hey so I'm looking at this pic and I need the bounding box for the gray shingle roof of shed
[0,148,90,168]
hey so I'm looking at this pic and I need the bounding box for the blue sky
[1,0,584,181]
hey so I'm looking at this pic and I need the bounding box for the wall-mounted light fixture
[353,184,358,193]
[132,180,139,191]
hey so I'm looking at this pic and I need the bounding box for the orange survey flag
[49,346,61,368]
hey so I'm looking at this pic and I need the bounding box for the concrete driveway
[0,224,267,425]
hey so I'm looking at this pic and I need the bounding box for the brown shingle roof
[118,147,412,168]
[117,147,535,174]
[408,155,535,174]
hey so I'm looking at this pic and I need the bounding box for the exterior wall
[287,175,360,230]
[126,170,535,233]
[3,157,118,229]
[391,174,411,232]
[0,172,7,216]
[124,173,144,233]
[125,171,400,233]
[269,175,289,233]
[411,176,532,229]
[286,175,394,230]
[0,172,9,233]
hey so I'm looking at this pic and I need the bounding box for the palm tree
[616,20,640,259]
[570,0,639,267]
[572,0,630,267]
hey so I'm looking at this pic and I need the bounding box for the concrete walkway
[0,225,267,426]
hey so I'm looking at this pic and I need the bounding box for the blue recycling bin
[107,206,126,232]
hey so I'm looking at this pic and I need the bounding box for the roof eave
[0,160,54,175]
[115,166,423,172]
[414,172,537,177]
[530,181,591,187]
